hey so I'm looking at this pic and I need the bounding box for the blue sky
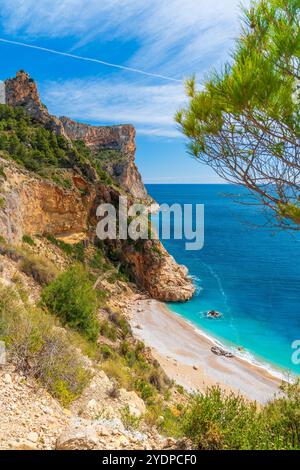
[0,0,247,183]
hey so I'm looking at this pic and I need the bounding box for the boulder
[211,346,234,358]
[56,425,98,450]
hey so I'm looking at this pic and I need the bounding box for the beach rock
[55,425,98,450]
[207,310,222,319]
[211,346,234,358]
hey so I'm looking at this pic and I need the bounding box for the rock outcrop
[5,71,67,137]
[61,117,148,200]
[121,239,195,302]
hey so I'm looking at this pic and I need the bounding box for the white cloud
[41,77,186,137]
[0,0,249,138]
[0,0,248,78]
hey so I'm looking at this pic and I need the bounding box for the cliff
[61,117,148,200]
[0,70,194,302]
[4,71,148,200]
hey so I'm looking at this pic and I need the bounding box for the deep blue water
[146,184,300,376]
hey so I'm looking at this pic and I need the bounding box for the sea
[146,184,300,378]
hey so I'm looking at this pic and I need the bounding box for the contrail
[0,38,183,83]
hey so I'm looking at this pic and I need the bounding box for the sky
[0,0,248,183]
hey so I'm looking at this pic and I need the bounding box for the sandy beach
[129,299,282,404]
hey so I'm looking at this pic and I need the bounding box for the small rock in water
[211,346,234,358]
[193,365,198,371]
[207,310,222,319]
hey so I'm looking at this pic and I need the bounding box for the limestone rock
[61,117,148,200]
[56,425,98,450]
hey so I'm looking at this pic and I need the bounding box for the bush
[41,265,99,341]
[121,405,141,430]
[109,311,131,338]
[0,283,91,406]
[99,320,117,341]
[262,381,300,449]
[182,386,265,450]
[181,384,300,450]
[101,357,131,390]
[100,344,114,359]
[20,254,57,285]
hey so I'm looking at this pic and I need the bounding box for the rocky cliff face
[0,159,194,301]
[121,239,195,302]
[0,159,96,244]
[61,117,148,200]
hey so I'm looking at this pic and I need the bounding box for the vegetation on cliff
[0,103,112,185]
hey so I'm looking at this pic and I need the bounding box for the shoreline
[168,305,288,383]
[129,299,283,404]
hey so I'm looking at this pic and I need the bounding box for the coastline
[129,299,283,404]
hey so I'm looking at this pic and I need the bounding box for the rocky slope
[0,366,177,450]
[0,71,196,449]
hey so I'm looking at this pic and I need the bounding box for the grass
[20,253,57,285]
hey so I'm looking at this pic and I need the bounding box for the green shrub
[262,381,300,449]
[100,344,114,359]
[0,165,6,179]
[45,234,85,261]
[100,320,117,341]
[101,357,131,389]
[121,405,142,430]
[181,384,300,450]
[0,283,91,406]
[41,265,99,341]
[109,311,131,338]
[22,234,36,246]
[20,254,57,285]
[182,386,265,450]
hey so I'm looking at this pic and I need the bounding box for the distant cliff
[61,117,148,200]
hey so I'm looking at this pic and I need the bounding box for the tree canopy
[177,0,300,229]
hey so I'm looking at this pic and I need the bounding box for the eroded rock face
[0,159,95,244]
[107,238,195,302]
[61,116,148,200]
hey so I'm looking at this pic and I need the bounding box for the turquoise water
[146,184,300,377]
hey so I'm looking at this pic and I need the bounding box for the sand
[130,299,283,404]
